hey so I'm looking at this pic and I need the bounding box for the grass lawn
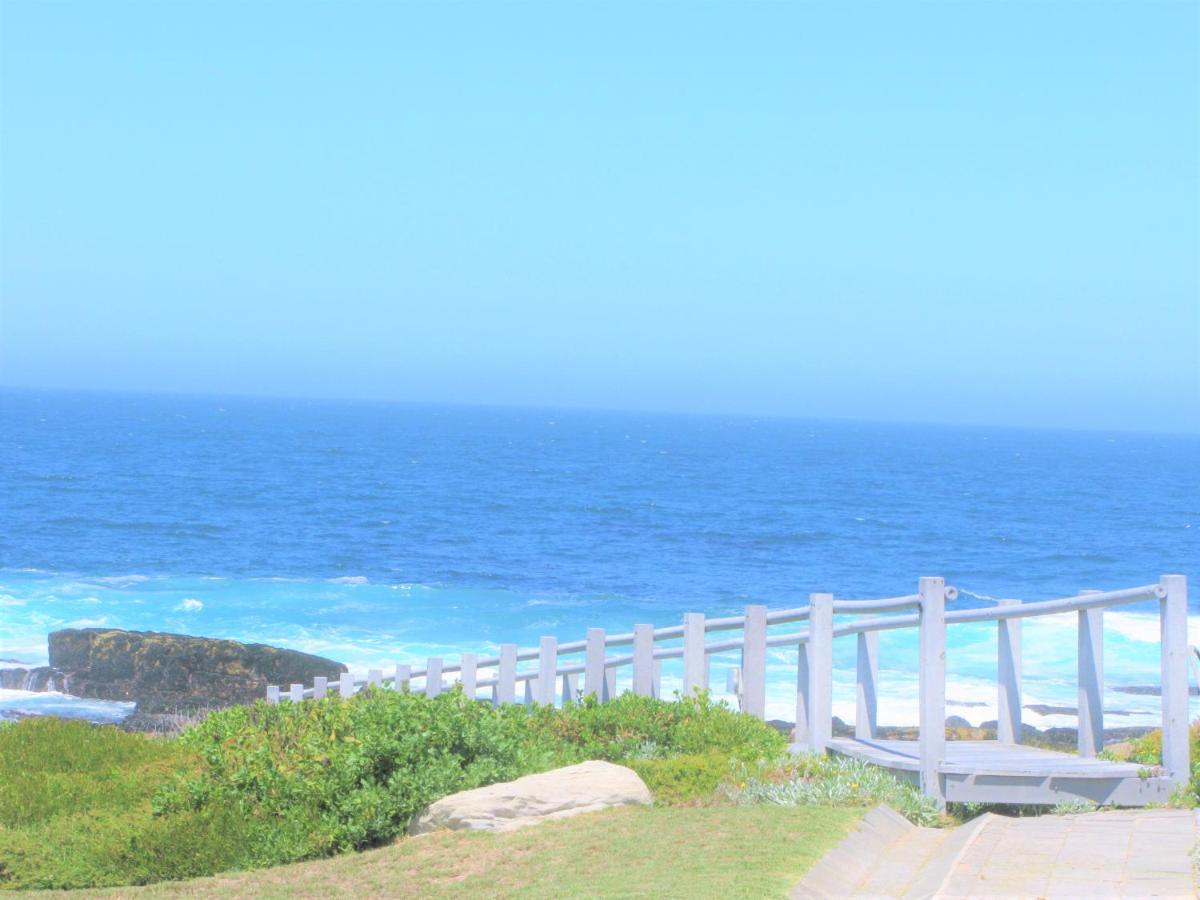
[64,805,862,899]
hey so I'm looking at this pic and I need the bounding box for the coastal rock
[46,628,347,713]
[409,761,652,835]
[0,666,65,692]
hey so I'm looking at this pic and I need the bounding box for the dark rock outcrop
[41,628,346,713]
[0,666,66,692]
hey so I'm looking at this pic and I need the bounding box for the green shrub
[723,754,942,827]
[522,691,788,763]
[628,751,737,804]
[0,690,788,888]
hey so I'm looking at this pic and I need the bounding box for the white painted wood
[683,612,706,696]
[603,663,617,700]
[312,676,327,700]
[918,576,946,807]
[524,679,534,706]
[794,641,810,743]
[537,636,557,706]
[266,684,280,704]
[1160,574,1189,783]
[996,600,1022,744]
[460,653,477,700]
[584,628,607,700]
[808,592,834,753]
[425,657,443,698]
[497,643,517,705]
[561,672,577,703]
[633,624,654,697]
[1077,595,1104,758]
[741,604,767,719]
[652,658,662,699]
[289,683,303,702]
[367,668,383,689]
[394,663,410,692]
[855,630,878,740]
[339,672,355,697]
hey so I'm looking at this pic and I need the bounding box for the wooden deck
[825,737,1175,805]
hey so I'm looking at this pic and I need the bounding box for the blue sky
[1,2,1196,432]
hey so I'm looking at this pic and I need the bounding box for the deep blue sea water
[2,389,1197,725]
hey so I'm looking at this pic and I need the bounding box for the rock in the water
[409,761,652,835]
[0,666,65,692]
[46,628,346,713]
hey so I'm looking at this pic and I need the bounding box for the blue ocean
[2,388,1197,727]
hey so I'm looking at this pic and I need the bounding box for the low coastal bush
[0,718,257,890]
[154,688,786,869]
[0,692,792,889]
[722,754,942,827]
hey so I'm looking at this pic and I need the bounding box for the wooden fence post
[266,685,280,704]
[289,683,303,702]
[633,624,654,697]
[460,653,477,701]
[394,663,410,692]
[313,676,327,700]
[794,641,810,745]
[497,643,517,705]
[339,672,355,698]
[367,668,382,689]
[808,593,834,753]
[537,636,557,706]
[855,631,878,740]
[1160,574,1190,784]
[996,600,1022,744]
[683,613,707,697]
[561,672,577,703]
[425,658,443,698]
[1077,591,1104,758]
[742,605,768,719]
[584,628,609,700]
[918,576,947,807]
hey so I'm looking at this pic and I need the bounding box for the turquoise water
[2,389,1197,726]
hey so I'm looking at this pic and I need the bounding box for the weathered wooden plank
[584,628,607,700]
[537,636,557,706]
[1160,574,1190,783]
[561,672,577,703]
[497,643,517,705]
[807,593,834,753]
[425,657,443,698]
[855,631,878,740]
[1077,598,1104,758]
[633,624,654,697]
[460,653,477,701]
[289,683,303,702]
[741,605,768,719]
[312,676,327,700]
[266,684,280,704]
[339,672,355,698]
[996,600,1022,744]
[918,576,947,807]
[394,663,410,692]
[683,612,706,696]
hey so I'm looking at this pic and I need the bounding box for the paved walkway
[944,808,1197,899]
[793,806,1198,899]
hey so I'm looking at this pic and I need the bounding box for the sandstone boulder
[409,761,652,835]
[43,628,346,712]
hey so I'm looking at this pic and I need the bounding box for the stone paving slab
[938,809,1198,899]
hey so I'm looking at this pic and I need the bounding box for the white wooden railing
[267,574,1190,804]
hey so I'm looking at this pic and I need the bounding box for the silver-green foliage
[723,755,941,827]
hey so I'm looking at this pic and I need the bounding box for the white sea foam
[328,576,369,585]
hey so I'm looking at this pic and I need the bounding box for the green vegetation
[1102,721,1200,808]
[64,805,864,899]
[723,754,942,826]
[0,690,792,890]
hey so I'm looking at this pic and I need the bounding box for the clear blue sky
[1,1,1196,432]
